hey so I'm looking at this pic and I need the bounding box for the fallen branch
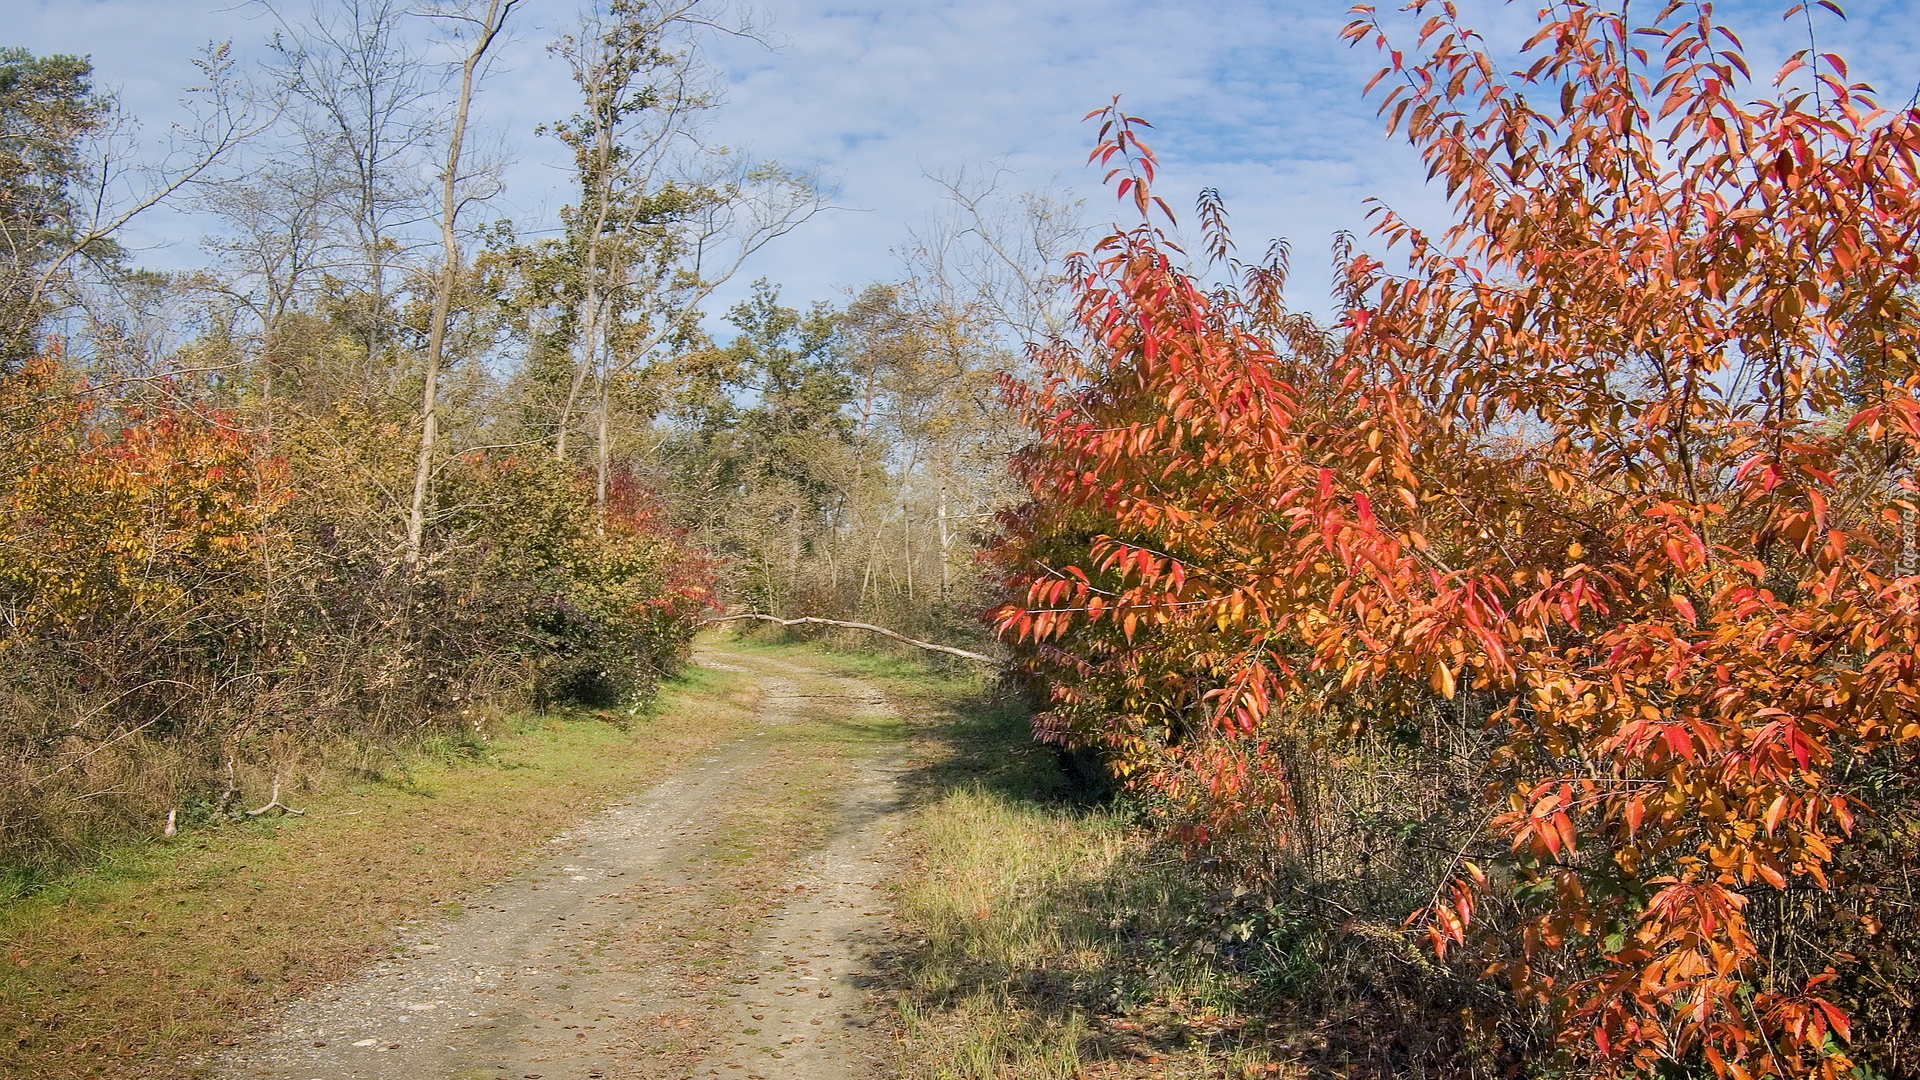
[246,773,305,817]
[215,757,237,817]
[702,613,1003,668]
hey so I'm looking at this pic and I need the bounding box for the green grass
[0,661,764,1079]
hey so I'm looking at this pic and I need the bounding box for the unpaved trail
[218,647,908,1080]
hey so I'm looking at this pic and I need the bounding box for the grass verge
[0,662,760,1080]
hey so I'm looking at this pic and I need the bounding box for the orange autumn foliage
[0,357,285,643]
[0,352,717,864]
[992,4,1920,1076]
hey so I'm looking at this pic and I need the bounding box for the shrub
[0,355,714,866]
[992,8,1920,1075]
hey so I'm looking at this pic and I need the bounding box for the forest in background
[0,0,1057,869]
[6,1,1920,1078]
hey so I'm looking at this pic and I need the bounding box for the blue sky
[16,0,1920,324]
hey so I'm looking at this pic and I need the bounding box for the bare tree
[265,0,440,381]
[406,0,517,564]
[910,164,1087,347]
[862,172,1082,610]
[5,42,263,365]
[196,134,349,357]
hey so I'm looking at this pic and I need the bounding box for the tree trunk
[594,327,613,523]
[406,0,515,564]
[937,481,952,600]
[553,51,619,465]
[702,613,1000,667]
[555,268,601,461]
[903,506,914,603]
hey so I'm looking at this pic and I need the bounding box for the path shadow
[860,663,1524,1079]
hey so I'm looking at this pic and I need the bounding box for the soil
[216,646,908,1080]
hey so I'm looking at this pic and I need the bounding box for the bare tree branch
[701,613,1003,667]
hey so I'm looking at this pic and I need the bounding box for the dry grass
[0,662,762,1079]
[891,788,1288,1080]
[732,634,1339,1080]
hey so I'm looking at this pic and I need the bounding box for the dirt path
[217,647,908,1080]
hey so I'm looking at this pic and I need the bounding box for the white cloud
[16,0,1920,326]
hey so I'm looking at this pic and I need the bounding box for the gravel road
[217,647,907,1080]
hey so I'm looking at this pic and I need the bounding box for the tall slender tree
[545,0,825,517]
[406,0,516,564]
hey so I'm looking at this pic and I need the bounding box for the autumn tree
[661,278,1019,636]
[543,0,824,517]
[656,282,850,613]
[994,4,1920,1075]
[0,3,732,869]
[837,282,1013,622]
